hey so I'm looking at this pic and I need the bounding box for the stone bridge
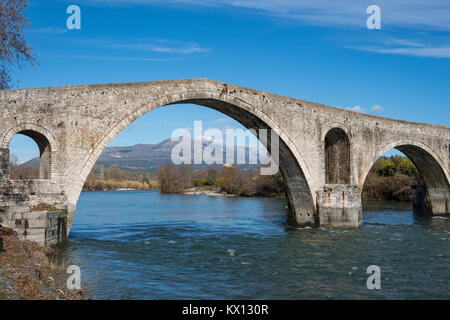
[0,79,449,245]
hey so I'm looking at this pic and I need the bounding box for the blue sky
[9,0,450,161]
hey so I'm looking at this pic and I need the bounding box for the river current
[56,190,449,299]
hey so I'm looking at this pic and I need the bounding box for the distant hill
[20,157,39,168]
[21,137,269,173]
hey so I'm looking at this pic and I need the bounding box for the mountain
[19,157,39,169]
[21,137,269,173]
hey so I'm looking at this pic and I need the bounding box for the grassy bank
[83,178,158,191]
[0,227,86,300]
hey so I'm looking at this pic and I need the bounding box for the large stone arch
[361,140,450,216]
[66,90,317,232]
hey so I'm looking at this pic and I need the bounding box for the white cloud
[348,44,450,59]
[109,40,210,54]
[343,104,383,114]
[77,0,450,59]
[347,105,365,113]
[370,105,384,113]
[38,37,210,61]
[85,0,450,31]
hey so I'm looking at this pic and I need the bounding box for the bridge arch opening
[324,128,350,184]
[7,130,51,180]
[71,98,316,233]
[362,144,450,216]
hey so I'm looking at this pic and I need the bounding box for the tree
[178,164,194,189]
[9,153,39,179]
[99,164,105,179]
[0,0,36,89]
[157,164,185,193]
[106,164,123,180]
[144,172,152,185]
[206,166,218,186]
[377,156,419,177]
[220,166,247,195]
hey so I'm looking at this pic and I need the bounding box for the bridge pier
[0,149,68,246]
[0,192,68,246]
[413,186,450,216]
[316,185,362,228]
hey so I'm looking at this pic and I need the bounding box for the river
[55,190,449,299]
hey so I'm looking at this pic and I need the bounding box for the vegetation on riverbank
[83,178,159,191]
[0,227,86,300]
[60,155,424,201]
[82,163,286,197]
[156,156,423,200]
[10,161,39,179]
[157,164,286,197]
[363,155,423,201]
[83,164,158,191]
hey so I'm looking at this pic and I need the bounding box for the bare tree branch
[0,0,36,89]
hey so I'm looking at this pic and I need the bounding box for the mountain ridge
[20,137,268,173]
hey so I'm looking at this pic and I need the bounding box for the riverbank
[82,156,423,201]
[183,187,235,197]
[83,176,420,202]
[83,178,158,191]
[363,173,421,201]
[0,227,86,300]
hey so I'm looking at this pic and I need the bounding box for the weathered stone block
[24,234,45,244]
[316,184,362,228]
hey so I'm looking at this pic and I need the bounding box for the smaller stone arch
[324,128,351,184]
[362,140,450,216]
[0,123,57,180]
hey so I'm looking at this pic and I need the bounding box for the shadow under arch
[324,127,351,184]
[362,140,450,216]
[68,93,317,232]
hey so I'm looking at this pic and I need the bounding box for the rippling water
[57,190,450,299]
